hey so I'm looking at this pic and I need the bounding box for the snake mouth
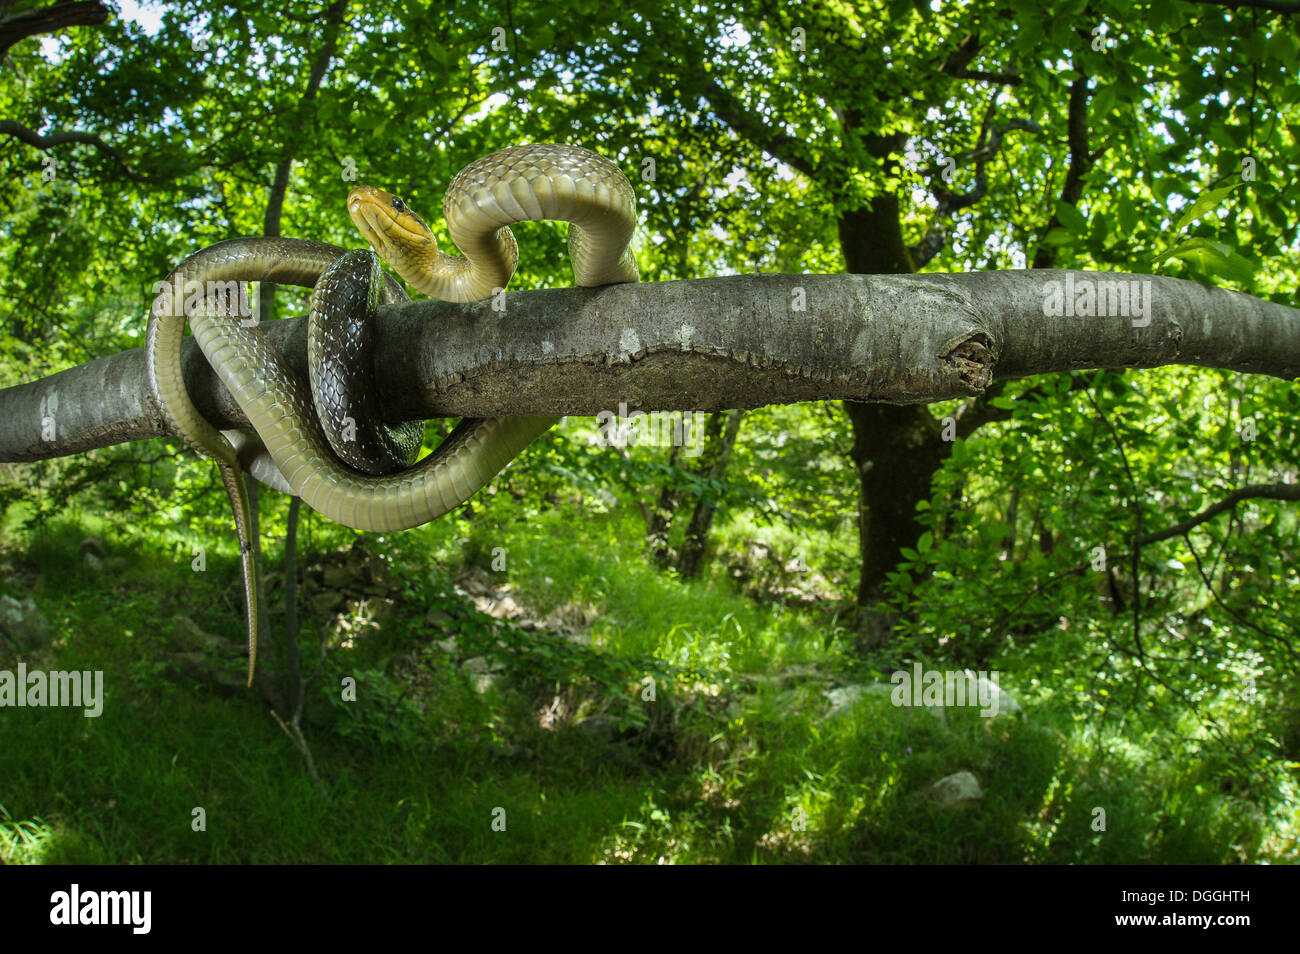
[347,186,434,262]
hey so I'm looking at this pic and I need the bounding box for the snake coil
[146,143,640,685]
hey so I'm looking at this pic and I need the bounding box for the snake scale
[146,143,640,685]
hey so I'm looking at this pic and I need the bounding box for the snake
[146,143,640,687]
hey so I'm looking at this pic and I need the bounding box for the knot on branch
[941,333,994,389]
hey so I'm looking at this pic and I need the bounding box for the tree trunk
[844,400,946,615]
[677,410,745,580]
[834,149,940,639]
[1001,485,1020,560]
[646,443,684,567]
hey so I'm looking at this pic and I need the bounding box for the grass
[0,500,1296,863]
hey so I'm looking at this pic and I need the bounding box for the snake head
[347,186,439,293]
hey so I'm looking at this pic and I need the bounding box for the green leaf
[1055,200,1088,235]
[1173,182,1241,234]
[1153,238,1255,284]
[1266,30,1298,63]
[1117,192,1139,234]
[1091,83,1117,117]
[1092,210,1110,247]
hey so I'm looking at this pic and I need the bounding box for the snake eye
[392,197,407,214]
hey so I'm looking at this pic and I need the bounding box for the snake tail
[218,460,258,687]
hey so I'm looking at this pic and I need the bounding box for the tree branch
[949,372,1095,441]
[697,73,821,182]
[940,31,1022,86]
[0,270,1297,462]
[0,118,158,183]
[912,112,1045,267]
[1144,483,1300,545]
[979,482,1300,657]
[1032,70,1095,268]
[260,0,349,322]
[0,0,107,60]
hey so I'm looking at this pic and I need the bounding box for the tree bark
[2,271,1297,464]
[677,410,745,580]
